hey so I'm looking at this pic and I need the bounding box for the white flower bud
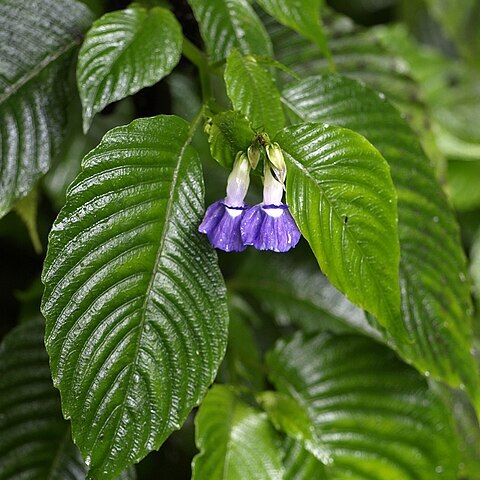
[225,152,251,207]
[247,144,260,169]
[266,142,286,184]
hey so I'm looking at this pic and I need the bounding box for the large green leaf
[231,251,376,337]
[263,9,421,109]
[77,6,182,132]
[0,0,92,218]
[187,0,272,63]
[206,111,256,169]
[257,391,328,463]
[0,318,137,480]
[221,298,265,390]
[225,49,285,135]
[283,439,327,480]
[192,385,284,480]
[0,319,86,479]
[262,10,440,168]
[276,123,401,335]
[433,382,480,479]
[281,75,477,399]
[41,115,229,479]
[256,0,330,60]
[268,333,460,479]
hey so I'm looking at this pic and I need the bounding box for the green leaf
[424,0,480,70]
[192,385,284,480]
[257,391,311,443]
[257,391,328,463]
[283,439,327,480]
[231,250,378,337]
[0,0,93,218]
[77,6,182,132]
[41,115,229,480]
[268,332,460,479]
[276,123,401,335]
[221,298,265,390]
[0,319,86,479]
[282,74,477,398]
[263,10,440,168]
[256,0,331,61]
[447,160,480,212]
[249,55,301,81]
[225,49,285,135]
[14,188,42,254]
[263,9,421,110]
[433,382,480,479]
[187,0,272,63]
[168,72,202,122]
[471,227,480,301]
[375,24,480,161]
[207,111,256,169]
[43,97,136,211]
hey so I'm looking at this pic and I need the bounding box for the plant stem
[186,105,206,144]
[182,37,212,102]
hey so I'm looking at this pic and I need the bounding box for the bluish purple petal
[199,200,249,252]
[241,204,301,252]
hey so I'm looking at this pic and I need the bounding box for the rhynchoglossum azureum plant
[1,0,480,479]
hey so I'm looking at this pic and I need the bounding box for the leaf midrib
[0,39,78,105]
[106,138,191,458]
[82,8,154,113]
[101,120,196,471]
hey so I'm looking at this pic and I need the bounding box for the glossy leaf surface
[283,439,327,480]
[276,123,401,334]
[41,115,228,479]
[268,333,460,479]
[282,74,477,395]
[256,0,330,60]
[187,0,272,63]
[225,49,285,135]
[232,251,376,337]
[192,385,284,480]
[0,0,92,218]
[257,391,328,463]
[77,6,182,131]
[0,319,86,480]
[263,10,420,108]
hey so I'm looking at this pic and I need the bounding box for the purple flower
[199,152,251,252]
[241,203,301,252]
[199,200,249,252]
[241,146,301,252]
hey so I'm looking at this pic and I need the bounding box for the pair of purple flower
[199,144,301,253]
